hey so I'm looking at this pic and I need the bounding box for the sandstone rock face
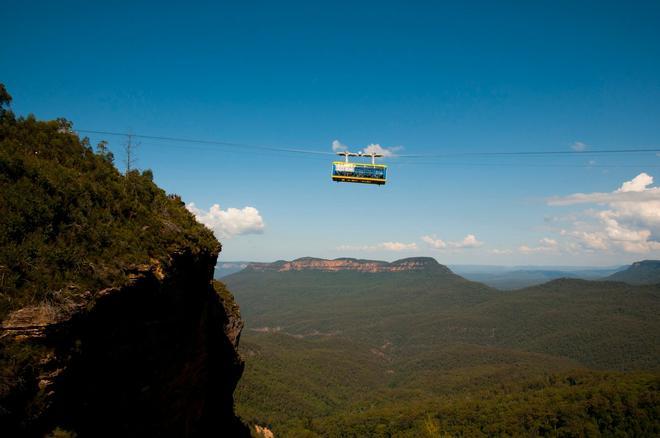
[0,251,249,437]
[248,256,450,274]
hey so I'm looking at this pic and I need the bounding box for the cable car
[332,151,387,185]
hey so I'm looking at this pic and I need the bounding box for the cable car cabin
[332,161,387,185]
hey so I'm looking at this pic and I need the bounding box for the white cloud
[421,235,447,249]
[361,143,402,158]
[548,173,660,206]
[518,237,559,254]
[332,140,402,157]
[547,173,660,254]
[332,139,348,152]
[186,203,265,239]
[362,143,403,157]
[618,172,654,192]
[380,241,418,251]
[337,241,418,252]
[560,229,608,251]
[571,141,587,152]
[454,234,484,248]
[422,234,483,249]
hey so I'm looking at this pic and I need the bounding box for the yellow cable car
[331,152,387,185]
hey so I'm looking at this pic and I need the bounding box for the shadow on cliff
[2,252,250,438]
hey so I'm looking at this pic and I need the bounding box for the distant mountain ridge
[246,256,451,273]
[222,258,660,288]
[458,268,620,290]
[607,260,660,285]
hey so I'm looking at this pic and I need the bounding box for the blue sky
[2,1,660,265]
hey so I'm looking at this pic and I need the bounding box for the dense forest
[0,84,217,321]
[225,260,660,436]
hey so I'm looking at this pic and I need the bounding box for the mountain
[225,259,658,369]
[0,87,248,437]
[453,266,621,289]
[223,257,660,436]
[607,260,660,285]
[459,269,582,289]
[247,256,452,273]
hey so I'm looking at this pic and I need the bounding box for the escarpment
[247,256,453,273]
[0,88,249,437]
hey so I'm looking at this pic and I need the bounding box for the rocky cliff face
[1,250,248,437]
[247,256,452,273]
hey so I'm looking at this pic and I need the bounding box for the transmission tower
[123,133,139,174]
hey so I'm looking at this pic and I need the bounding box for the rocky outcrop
[0,88,248,437]
[247,256,451,274]
[0,250,249,437]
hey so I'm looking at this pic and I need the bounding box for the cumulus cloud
[571,141,587,152]
[421,235,447,249]
[540,237,558,246]
[559,229,608,251]
[619,172,654,192]
[331,140,402,157]
[332,139,348,152]
[361,143,402,158]
[519,237,559,254]
[186,203,265,239]
[455,234,484,248]
[548,173,660,254]
[337,241,418,252]
[422,234,483,249]
[548,173,660,206]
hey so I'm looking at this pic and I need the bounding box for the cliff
[247,256,452,274]
[1,253,248,437]
[0,86,249,437]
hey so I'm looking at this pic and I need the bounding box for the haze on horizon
[2,1,660,266]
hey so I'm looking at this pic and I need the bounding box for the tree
[0,83,11,108]
[0,83,13,117]
[56,118,73,134]
[96,140,114,164]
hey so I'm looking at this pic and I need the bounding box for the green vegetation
[307,371,659,437]
[0,85,244,436]
[0,84,217,320]
[225,265,660,436]
[227,270,659,370]
[607,260,660,285]
[214,280,242,321]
